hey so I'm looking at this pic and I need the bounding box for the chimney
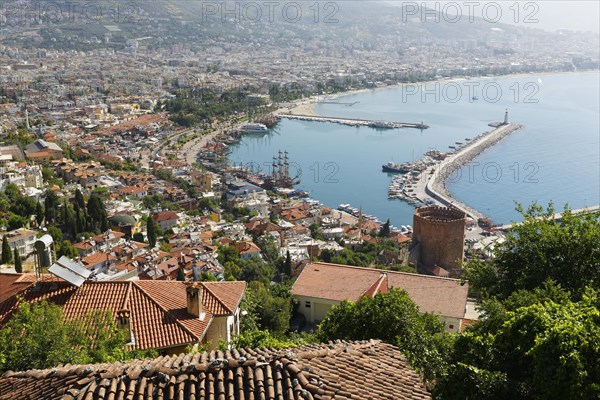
[116,309,132,343]
[186,282,204,319]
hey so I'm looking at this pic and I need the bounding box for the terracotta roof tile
[0,278,246,351]
[0,340,431,400]
[292,262,468,319]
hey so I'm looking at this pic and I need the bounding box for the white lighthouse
[503,109,509,125]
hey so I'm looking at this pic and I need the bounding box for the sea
[228,71,600,226]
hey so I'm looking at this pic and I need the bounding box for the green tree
[1,235,12,264]
[0,301,156,373]
[309,222,323,240]
[256,235,279,264]
[44,189,60,225]
[464,204,600,300]
[58,240,78,259]
[7,213,26,230]
[74,188,86,210]
[13,248,22,273]
[86,194,109,233]
[379,219,391,237]
[435,288,600,400]
[245,281,293,337]
[284,250,292,276]
[318,288,451,382]
[176,267,185,281]
[132,232,144,243]
[47,225,63,243]
[146,217,157,248]
[35,201,44,225]
[0,301,81,371]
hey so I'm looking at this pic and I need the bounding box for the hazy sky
[386,1,600,34]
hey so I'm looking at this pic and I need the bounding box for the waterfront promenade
[408,123,522,221]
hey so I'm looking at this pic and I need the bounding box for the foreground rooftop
[0,340,430,400]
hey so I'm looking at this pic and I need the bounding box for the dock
[278,114,429,130]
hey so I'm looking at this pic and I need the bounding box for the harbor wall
[426,123,522,221]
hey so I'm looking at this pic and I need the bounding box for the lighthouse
[503,109,509,125]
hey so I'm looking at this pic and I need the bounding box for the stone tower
[411,206,466,276]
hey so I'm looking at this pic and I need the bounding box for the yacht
[240,123,268,133]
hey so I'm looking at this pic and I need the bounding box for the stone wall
[412,207,466,275]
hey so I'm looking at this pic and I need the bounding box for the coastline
[279,69,599,119]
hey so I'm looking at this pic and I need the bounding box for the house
[226,179,266,201]
[119,185,148,199]
[234,240,262,260]
[0,275,246,353]
[291,262,470,333]
[3,228,36,257]
[81,252,117,273]
[0,340,432,400]
[24,139,63,161]
[152,211,179,231]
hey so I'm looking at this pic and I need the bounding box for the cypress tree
[147,217,157,248]
[284,250,292,276]
[14,248,22,273]
[35,201,44,226]
[379,219,391,238]
[1,236,12,264]
[176,267,185,281]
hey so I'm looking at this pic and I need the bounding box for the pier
[317,101,360,106]
[497,205,600,231]
[278,114,429,130]
[413,122,522,221]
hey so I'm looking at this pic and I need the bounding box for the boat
[239,123,268,133]
[382,161,410,173]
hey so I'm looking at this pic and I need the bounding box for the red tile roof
[153,211,179,222]
[233,241,261,255]
[292,262,468,319]
[0,340,431,400]
[0,278,246,350]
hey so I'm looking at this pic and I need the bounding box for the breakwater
[426,123,522,221]
[278,114,429,129]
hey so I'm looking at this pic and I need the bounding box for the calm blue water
[229,72,600,226]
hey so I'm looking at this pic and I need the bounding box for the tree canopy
[435,286,600,400]
[0,301,155,372]
[464,204,600,300]
[318,288,452,382]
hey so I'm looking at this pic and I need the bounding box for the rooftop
[0,276,246,350]
[292,262,469,319]
[0,340,431,400]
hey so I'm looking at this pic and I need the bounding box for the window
[448,324,454,330]
[305,301,311,308]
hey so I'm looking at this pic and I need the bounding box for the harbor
[383,117,523,223]
[230,73,600,227]
[278,114,429,130]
